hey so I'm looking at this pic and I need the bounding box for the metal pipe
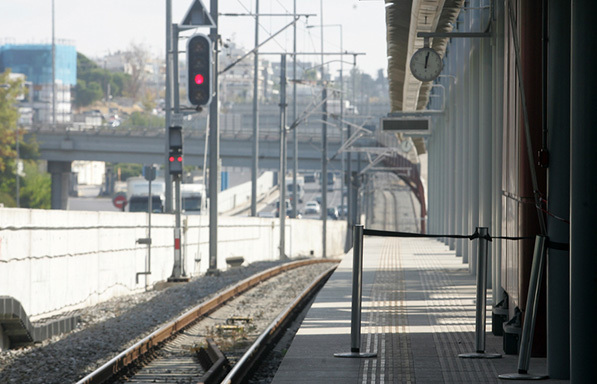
[174,176,182,276]
[519,235,547,372]
[208,0,219,273]
[165,0,173,213]
[279,54,287,260]
[499,235,547,379]
[319,2,327,259]
[333,225,376,358]
[322,87,327,258]
[148,177,152,283]
[475,227,488,352]
[251,0,259,217]
[52,0,56,126]
[459,227,501,359]
[173,24,180,114]
[350,224,363,352]
[292,0,298,219]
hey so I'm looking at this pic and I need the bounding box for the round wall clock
[410,47,443,82]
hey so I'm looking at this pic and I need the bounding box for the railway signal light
[168,126,183,176]
[187,33,212,106]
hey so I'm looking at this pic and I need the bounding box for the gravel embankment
[0,259,329,384]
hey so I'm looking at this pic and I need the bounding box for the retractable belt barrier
[362,228,569,251]
[337,225,562,380]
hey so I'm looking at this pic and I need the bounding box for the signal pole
[165,0,173,213]
[208,0,219,273]
[168,126,187,281]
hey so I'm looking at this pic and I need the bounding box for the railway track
[76,259,338,384]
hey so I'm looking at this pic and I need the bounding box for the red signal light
[169,156,175,162]
[194,74,204,85]
[177,156,183,162]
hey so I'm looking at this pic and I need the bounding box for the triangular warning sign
[180,0,216,28]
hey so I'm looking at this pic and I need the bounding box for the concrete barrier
[0,208,346,322]
[218,172,274,213]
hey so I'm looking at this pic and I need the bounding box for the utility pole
[348,55,358,234]
[51,0,56,126]
[279,54,288,259]
[322,86,328,259]
[292,0,298,219]
[320,0,327,259]
[251,0,260,217]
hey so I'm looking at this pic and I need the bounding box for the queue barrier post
[499,235,548,380]
[334,224,377,358]
[459,227,502,359]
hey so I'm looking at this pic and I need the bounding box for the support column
[570,1,597,381]
[48,161,71,210]
[446,58,456,250]
[545,0,570,379]
[455,37,465,259]
[491,0,505,306]
[468,45,480,273]
[479,32,493,288]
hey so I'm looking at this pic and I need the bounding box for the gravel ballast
[0,259,333,384]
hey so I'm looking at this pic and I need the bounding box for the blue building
[0,42,77,123]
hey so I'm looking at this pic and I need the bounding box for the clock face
[410,47,443,82]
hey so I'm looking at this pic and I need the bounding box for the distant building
[0,41,76,124]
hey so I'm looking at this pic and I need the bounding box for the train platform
[272,236,569,384]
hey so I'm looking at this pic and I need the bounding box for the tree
[75,53,131,108]
[0,69,50,208]
[19,162,51,209]
[75,53,105,107]
[110,163,143,181]
[120,111,164,129]
[123,43,149,101]
[0,69,21,207]
[141,90,156,112]
[0,69,21,173]
[74,79,103,108]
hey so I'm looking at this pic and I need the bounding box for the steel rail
[75,259,337,384]
[220,263,338,383]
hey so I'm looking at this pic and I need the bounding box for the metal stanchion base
[498,372,548,380]
[334,351,377,358]
[459,352,502,359]
[167,276,190,282]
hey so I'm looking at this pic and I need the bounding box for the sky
[0,0,388,77]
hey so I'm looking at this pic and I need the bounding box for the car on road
[327,207,339,220]
[304,201,320,215]
[275,199,292,217]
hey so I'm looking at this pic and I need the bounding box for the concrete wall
[218,171,274,213]
[0,208,346,321]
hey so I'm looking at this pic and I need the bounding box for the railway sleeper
[197,338,231,384]
[226,316,253,325]
[216,324,245,335]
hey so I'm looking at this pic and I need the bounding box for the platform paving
[272,237,570,384]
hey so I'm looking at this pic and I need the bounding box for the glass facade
[0,43,76,85]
